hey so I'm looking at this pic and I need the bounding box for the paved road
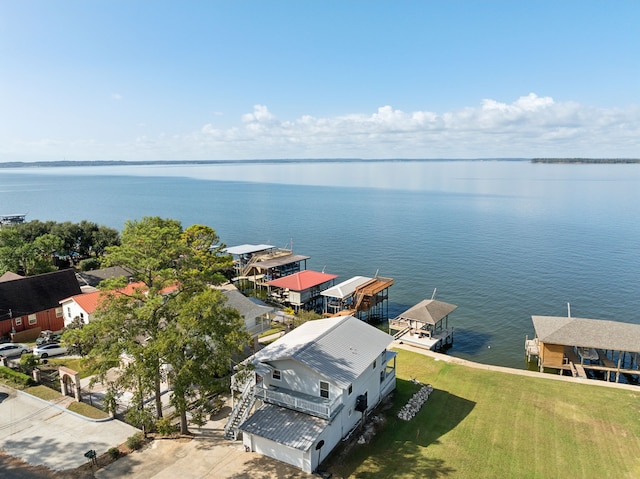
[0,385,139,473]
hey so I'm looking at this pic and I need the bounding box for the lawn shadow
[326,379,475,478]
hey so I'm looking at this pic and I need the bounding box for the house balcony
[254,384,343,420]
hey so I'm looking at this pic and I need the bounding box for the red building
[0,269,82,338]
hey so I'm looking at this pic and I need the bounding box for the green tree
[161,288,248,434]
[73,217,246,432]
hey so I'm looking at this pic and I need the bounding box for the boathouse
[389,299,457,351]
[321,275,394,322]
[527,315,640,383]
[266,270,338,312]
[225,244,309,288]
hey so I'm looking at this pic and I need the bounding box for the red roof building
[267,270,338,312]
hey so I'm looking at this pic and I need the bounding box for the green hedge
[0,366,36,388]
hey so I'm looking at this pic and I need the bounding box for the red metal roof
[60,282,179,313]
[267,270,338,291]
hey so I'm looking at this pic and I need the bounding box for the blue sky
[1,1,639,161]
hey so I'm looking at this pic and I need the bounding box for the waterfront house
[0,269,81,338]
[226,315,397,473]
[321,275,394,322]
[266,270,338,312]
[528,315,640,382]
[225,244,309,284]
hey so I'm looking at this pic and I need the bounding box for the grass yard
[328,349,640,479]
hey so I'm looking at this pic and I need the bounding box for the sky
[1,1,639,161]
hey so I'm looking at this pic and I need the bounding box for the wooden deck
[393,328,454,351]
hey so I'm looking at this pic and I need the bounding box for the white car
[0,343,30,358]
[33,343,68,358]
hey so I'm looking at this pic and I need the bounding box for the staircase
[224,382,257,440]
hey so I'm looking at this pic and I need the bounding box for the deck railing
[254,386,341,419]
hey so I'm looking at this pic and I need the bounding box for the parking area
[0,384,138,472]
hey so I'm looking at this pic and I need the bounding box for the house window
[15,317,22,326]
[67,307,72,318]
[80,313,84,320]
[55,307,63,318]
[372,359,377,369]
[348,384,353,395]
[28,314,37,325]
[320,381,329,399]
[272,369,281,381]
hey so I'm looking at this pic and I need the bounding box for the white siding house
[227,315,397,473]
[59,291,100,327]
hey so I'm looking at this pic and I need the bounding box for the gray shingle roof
[532,315,640,353]
[253,315,393,388]
[395,299,457,326]
[239,403,327,451]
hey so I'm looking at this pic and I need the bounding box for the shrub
[20,353,39,371]
[155,417,177,436]
[0,366,36,387]
[125,432,145,451]
[108,447,120,459]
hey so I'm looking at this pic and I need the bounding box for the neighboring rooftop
[267,270,338,291]
[532,315,640,354]
[224,244,275,256]
[321,276,372,299]
[394,299,458,325]
[76,266,134,287]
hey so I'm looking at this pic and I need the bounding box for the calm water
[1,160,639,368]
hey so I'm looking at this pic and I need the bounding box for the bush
[108,447,120,459]
[0,366,37,387]
[155,417,177,436]
[126,432,145,451]
[20,353,39,371]
[79,257,101,271]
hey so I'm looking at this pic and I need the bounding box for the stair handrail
[224,380,255,438]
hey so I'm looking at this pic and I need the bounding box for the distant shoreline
[0,158,526,168]
[1,158,638,169]
[531,158,640,164]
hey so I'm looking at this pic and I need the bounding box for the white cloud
[111,93,123,101]
[2,94,639,161]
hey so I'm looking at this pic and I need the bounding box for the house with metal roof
[225,315,397,473]
[267,270,338,313]
[321,275,394,322]
[224,243,309,281]
[527,315,640,382]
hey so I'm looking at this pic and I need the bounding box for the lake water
[1,160,639,368]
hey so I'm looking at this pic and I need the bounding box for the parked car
[36,330,62,346]
[32,343,68,358]
[0,343,30,358]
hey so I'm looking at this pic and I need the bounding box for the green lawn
[328,349,640,479]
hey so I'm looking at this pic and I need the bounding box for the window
[15,317,22,326]
[55,307,63,318]
[67,307,72,318]
[320,381,329,399]
[80,312,84,320]
[272,369,281,380]
[28,314,37,325]
[348,384,353,395]
[372,359,377,369]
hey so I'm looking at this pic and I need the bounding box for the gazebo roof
[395,299,458,326]
[532,315,640,353]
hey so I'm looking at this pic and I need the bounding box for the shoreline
[392,342,640,392]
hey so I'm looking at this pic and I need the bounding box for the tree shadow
[325,379,476,478]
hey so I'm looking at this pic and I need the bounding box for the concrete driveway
[0,385,138,472]
[95,408,314,479]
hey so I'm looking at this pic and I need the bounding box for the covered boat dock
[390,299,457,351]
[527,315,640,383]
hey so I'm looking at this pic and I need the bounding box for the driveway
[0,384,139,472]
[95,407,314,479]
